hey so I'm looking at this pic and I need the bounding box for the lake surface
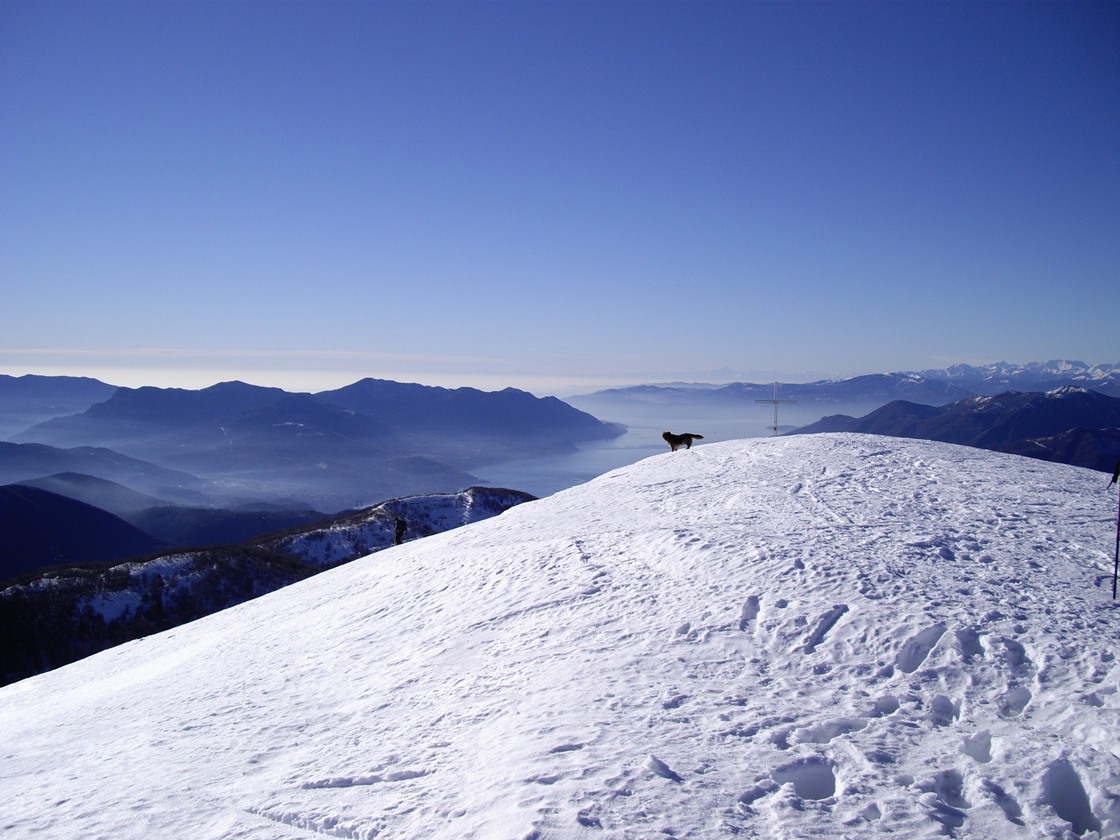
[472,429,662,498]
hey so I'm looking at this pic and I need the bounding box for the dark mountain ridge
[791,387,1120,472]
[3,471,332,578]
[85,380,288,424]
[18,380,291,449]
[0,485,168,581]
[123,505,332,552]
[10,472,327,548]
[319,378,618,438]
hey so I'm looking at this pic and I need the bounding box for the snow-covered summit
[1,434,1117,838]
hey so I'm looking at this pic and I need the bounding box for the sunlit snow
[1,434,1118,838]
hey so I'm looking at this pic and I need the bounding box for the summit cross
[756,381,796,436]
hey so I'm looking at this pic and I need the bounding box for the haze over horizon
[3,357,1119,401]
[3,1,1117,396]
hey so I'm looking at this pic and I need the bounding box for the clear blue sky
[2,0,1117,395]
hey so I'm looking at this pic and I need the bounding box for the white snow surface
[2,434,1119,839]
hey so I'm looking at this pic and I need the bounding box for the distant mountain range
[574,360,1120,406]
[572,372,973,409]
[914,360,1120,396]
[568,360,1120,443]
[790,386,1120,473]
[0,374,117,438]
[0,485,534,686]
[3,376,622,509]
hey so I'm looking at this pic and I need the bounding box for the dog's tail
[686,433,704,439]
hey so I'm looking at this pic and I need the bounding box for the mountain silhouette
[0,374,118,438]
[0,485,166,581]
[0,441,213,505]
[14,472,165,515]
[791,387,1120,472]
[13,379,621,508]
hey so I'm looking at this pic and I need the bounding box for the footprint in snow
[999,637,1033,675]
[981,778,1024,826]
[802,604,849,654]
[738,761,837,807]
[989,637,1035,717]
[771,757,836,800]
[927,694,959,727]
[916,768,970,833]
[954,627,984,662]
[963,730,992,763]
[1041,759,1101,836]
[997,684,1032,718]
[895,624,946,674]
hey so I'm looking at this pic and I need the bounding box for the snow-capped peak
[1046,385,1091,398]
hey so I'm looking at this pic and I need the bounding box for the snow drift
[1,434,1118,838]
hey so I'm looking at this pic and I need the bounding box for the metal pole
[1113,487,1119,600]
[1111,459,1120,599]
[755,382,796,436]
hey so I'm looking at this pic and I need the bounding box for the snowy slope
[1,434,1118,839]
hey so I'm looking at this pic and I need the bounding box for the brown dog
[662,431,704,451]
